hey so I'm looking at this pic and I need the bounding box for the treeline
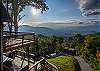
[30,35,65,57]
[30,33,100,69]
[68,33,100,68]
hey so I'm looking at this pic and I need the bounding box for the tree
[3,0,49,33]
[77,35,100,68]
[57,36,64,46]
[67,33,100,69]
[45,36,58,54]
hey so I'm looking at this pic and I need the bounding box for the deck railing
[3,31,58,71]
[45,60,58,71]
[3,31,36,70]
[3,31,36,52]
[28,57,58,71]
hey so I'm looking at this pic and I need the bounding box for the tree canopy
[3,0,49,32]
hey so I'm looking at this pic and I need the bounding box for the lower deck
[5,39,34,52]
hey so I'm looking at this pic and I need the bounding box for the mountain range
[18,25,99,36]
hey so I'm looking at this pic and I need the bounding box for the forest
[28,33,100,71]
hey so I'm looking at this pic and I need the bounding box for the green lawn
[47,56,76,71]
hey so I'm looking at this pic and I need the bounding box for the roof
[64,47,77,51]
[0,2,11,22]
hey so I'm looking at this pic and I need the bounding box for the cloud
[77,0,100,16]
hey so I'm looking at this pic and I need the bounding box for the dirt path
[74,56,92,71]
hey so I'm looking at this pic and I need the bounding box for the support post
[0,21,3,71]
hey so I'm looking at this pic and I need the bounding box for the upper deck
[3,31,36,53]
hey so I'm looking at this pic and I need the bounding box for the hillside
[18,25,98,36]
[18,25,59,36]
[4,24,99,36]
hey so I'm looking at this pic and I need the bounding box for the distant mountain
[56,24,99,36]
[18,25,61,36]
[5,24,99,37]
[18,25,98,36]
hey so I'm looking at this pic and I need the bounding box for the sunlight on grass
[47,56,76,71]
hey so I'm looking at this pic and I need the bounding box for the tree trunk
[13,0,18,34]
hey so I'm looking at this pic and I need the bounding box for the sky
[19,0,100,29]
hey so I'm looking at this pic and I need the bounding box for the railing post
[27,46,30,69]
[22,35,24,46]
[33,33,36,64]
[35,64,37,71]
[33,33,35,41]
[43,58,45,70]
[15,50,17,56]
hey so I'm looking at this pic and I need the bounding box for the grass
[47,56,76,71]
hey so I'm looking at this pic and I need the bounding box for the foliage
[30,35,64,57]
[94,58,100,71]
[2,0,48,32]
[68,33,100,69]
[47,56,76,71]
[30,33,100,70]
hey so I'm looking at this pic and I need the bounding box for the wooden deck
[5,39,34,52]
[3,32,37,71]
[3,31,35,53]
[12,55,43,71]
[12,56,34,69]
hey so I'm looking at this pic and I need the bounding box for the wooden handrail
[4,41,34,52]
[28,57,58,71]
[3,31,35,39]
[28,58,45,70]
[45,60,58,71]
[5,40,34,48]
[3,33,35,38]
[17,50,35,57]
[4,31,35,34]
